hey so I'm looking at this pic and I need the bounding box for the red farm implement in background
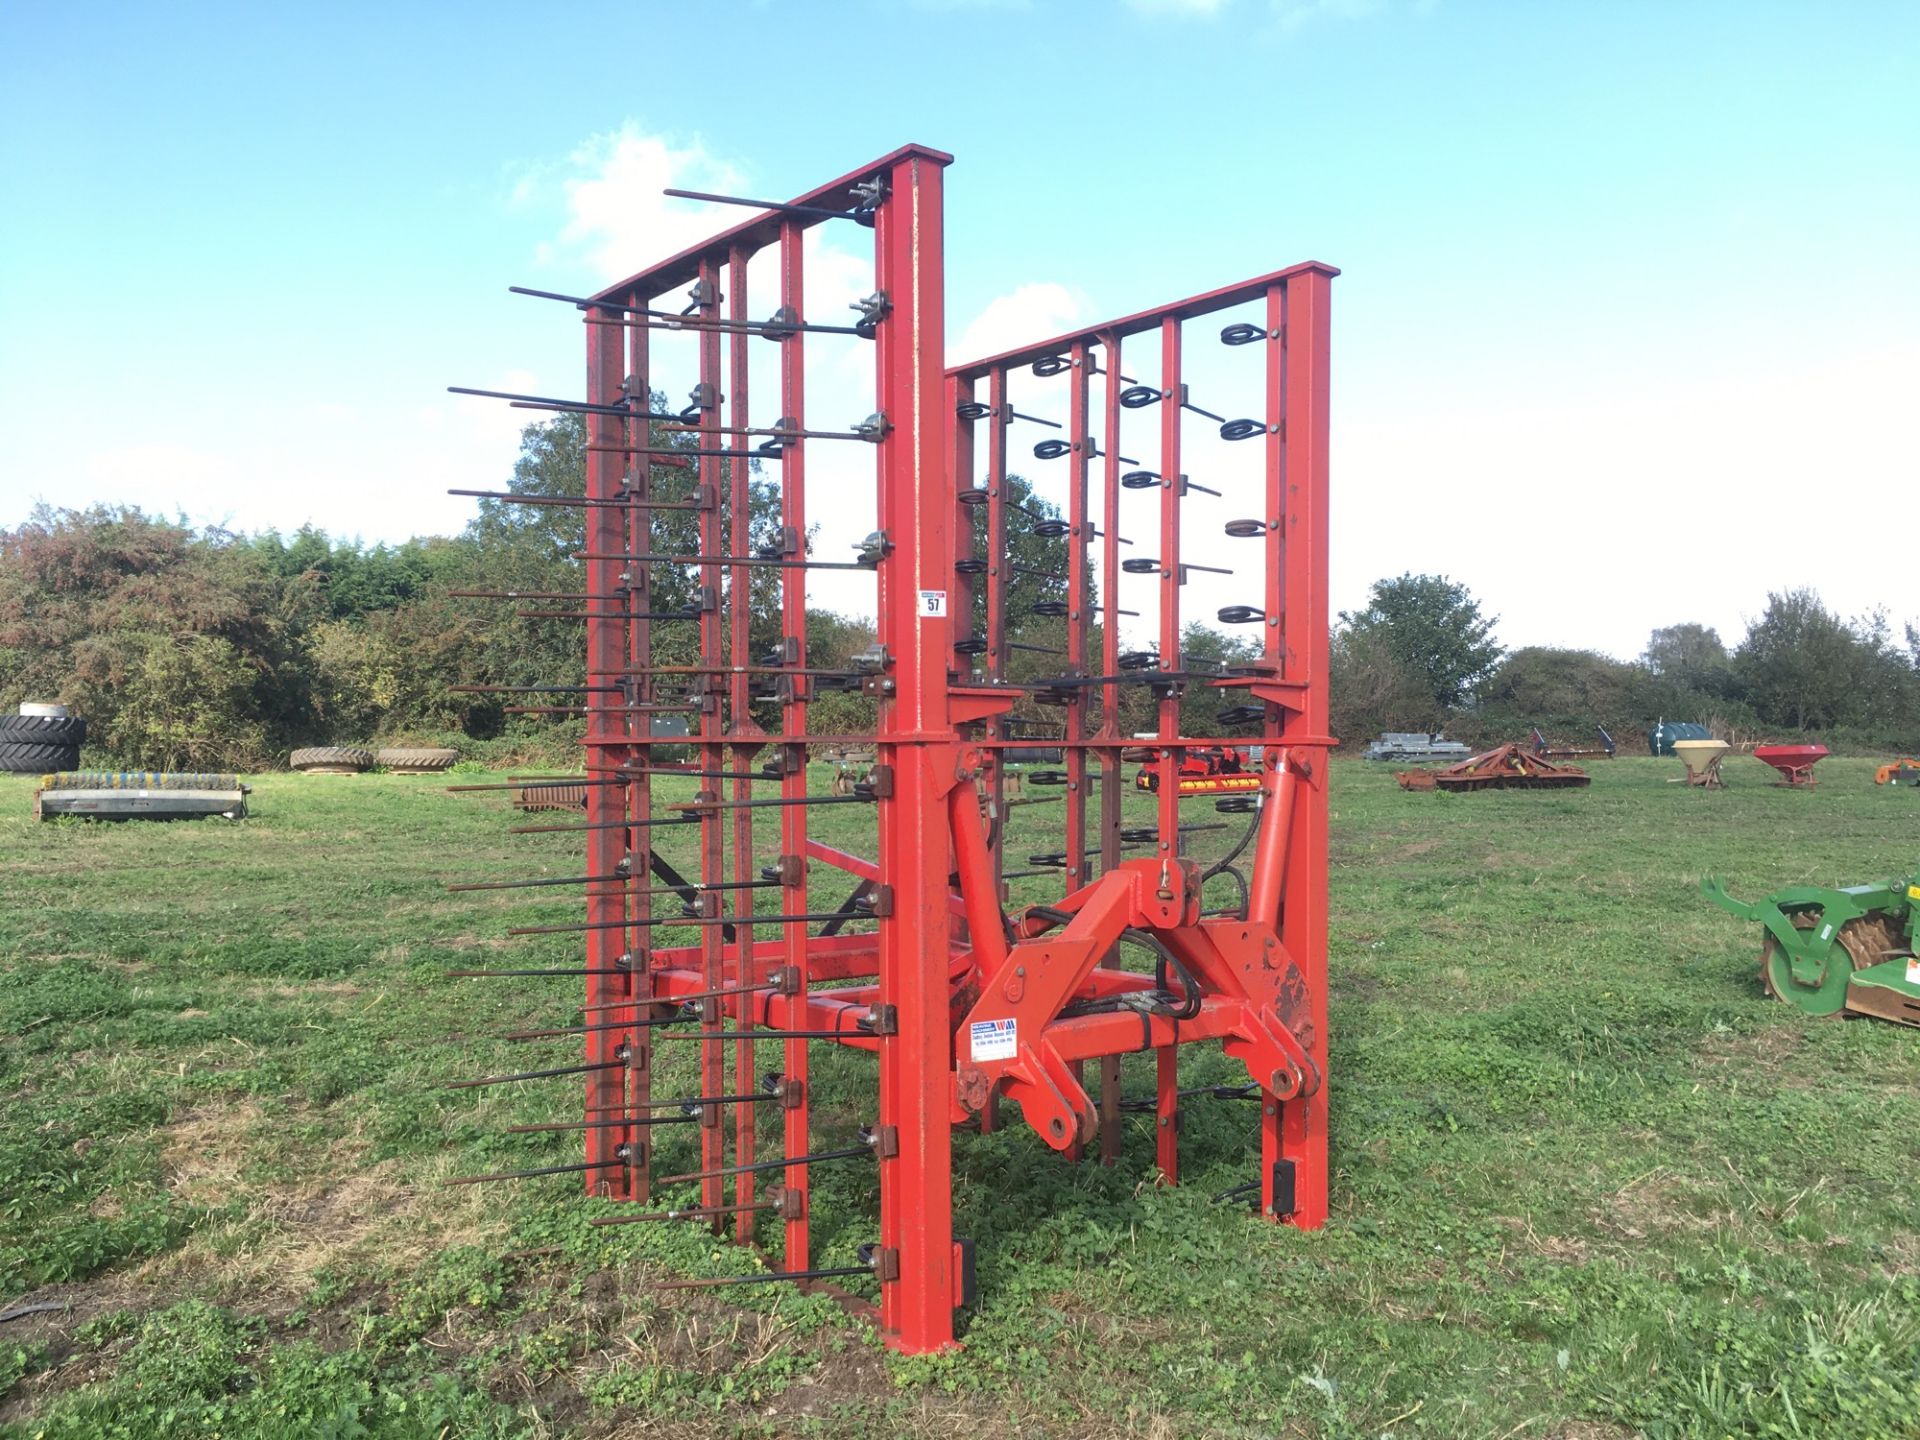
[1398,742,1591,792]
[442,145,1334,1355]
[1752,743,1829,787]
[1132,743,1261,795]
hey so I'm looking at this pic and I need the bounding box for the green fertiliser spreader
[1701,871,1920,1027]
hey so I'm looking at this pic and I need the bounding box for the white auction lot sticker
[970,1017,1017,1060]
[918,590,947,617]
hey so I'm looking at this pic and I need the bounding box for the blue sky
[2,0,1915,657]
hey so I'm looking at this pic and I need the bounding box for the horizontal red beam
[590,144,955,304]
[947,261,1340,379]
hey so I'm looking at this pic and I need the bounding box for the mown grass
[1,757,1917,1438]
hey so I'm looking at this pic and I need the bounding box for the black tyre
[375,747,460,774]
[0,714,86,748]
[0,741,81,774]
[289,746,374,774]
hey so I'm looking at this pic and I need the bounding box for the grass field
[2,757,1917,1439]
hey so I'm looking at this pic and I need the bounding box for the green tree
[1733,589,1860,730]
[1641,622,1731,689]
[1328,625,1441,741]
[0,505,311,768]
[1338,573,1503,711]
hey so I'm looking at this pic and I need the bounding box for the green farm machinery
[1702,872,1920,1027]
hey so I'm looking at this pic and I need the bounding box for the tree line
[2,413,1914,768]
[1332,573,1920,753]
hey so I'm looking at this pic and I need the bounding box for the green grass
[1,758,1917,1438]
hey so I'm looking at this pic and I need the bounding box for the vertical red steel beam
[1266,268,1334,1228]
[871,148,956,1353]
[726,244,757,1242]
[694,256,728,1223]
[1096,334,1124,1163]
[949,376,975,671]
[1154,319,1183,850]
[1153,316,1183,1183]
[583,297,633,1198]
[1097,334,1124,873]
[984,369,1009,904]
[1064,341,1090,888]
[1062,340,1092,1164]
[626,299,655,1203]
[776,218,811,1271]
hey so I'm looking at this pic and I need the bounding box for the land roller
[1701,870,1920,1027]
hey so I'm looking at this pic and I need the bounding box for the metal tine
[504,704,699,716]
[654,1265,873,1290]
[447,871,628,893]
[669,793,875,814]
[446,778,623,794]
[605,664,866,679]
[653,1027,874,1044]
[662,185,876,225]
[448,873,784,897]
[501,1011,698,1041]
[953,400,1064,431]
[446,489,704,512]
[443,1052,628,1090]
[657,1137,875,1186]
[449,594,634,605]
[593,312,866,341]
[507,906,876,938]
[1118,1082,1259,1114]
[506,818,700,836]
[444,966,651,978]
[659,420,867,442]
[509,285,861,336]
[1117,382,1229,425]
[451,683,626,693]
[572,550,873,572]
[584,767,784,782]
[1122,469,1222,499]
[505,910,876,937]
[581,974,794,1012]
[509,1112,699,1134]
[447,384,674,420]
[589,1200,776,1228]
[512,609,704,622]
[446,1157,630,1187]
[584,1078,786,1114]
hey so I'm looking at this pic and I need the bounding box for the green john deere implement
[1701,872,1920,1027]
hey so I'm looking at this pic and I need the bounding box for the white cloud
[951,281,1092,365]
[550,122,746,283]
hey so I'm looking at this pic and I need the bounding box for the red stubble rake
[446,144,1335,1355]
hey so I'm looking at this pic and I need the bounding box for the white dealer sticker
[970,1018,1017,1061]
[1908,959,1920,985]
[918,589,947,617]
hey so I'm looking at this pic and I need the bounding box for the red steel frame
[459,144,1335,1357]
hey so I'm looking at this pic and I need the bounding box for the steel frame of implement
[445,143,1335,1357]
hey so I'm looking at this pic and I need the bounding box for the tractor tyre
[0,741,80,774]
[375,747,460,774]
[0,714,87,749]
[289,746,374,774]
